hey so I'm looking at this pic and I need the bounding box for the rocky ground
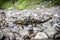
[0,6,60,40]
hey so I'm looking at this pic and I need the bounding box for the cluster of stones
[0,6,60,40]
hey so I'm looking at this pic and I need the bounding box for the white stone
[44,28,57,38]
[31,32,48,40]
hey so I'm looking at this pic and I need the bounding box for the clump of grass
[1,2,13,9]
[14,0,30,10]
[14,0,41,10]
[51,0,60,5]
[0,0,60,9]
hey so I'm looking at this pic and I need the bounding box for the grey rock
[0,31,3,39]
